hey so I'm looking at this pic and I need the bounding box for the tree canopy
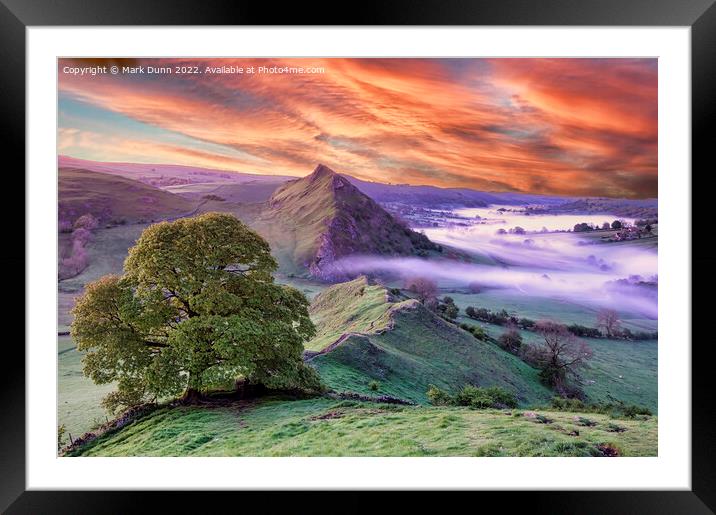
[71,212,321,413]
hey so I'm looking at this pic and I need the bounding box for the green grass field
[66,397,657,457]
[470,321,657,412]
[58,336,115,437]
[448,289,657,332]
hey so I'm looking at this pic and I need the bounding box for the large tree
[529,320,593,397]
[71,212,321,413]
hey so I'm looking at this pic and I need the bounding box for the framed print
[3,0,715,512]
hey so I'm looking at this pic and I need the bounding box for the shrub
[573,222,594,232]
[368,380,380,392]
[464,306,516,326]
[454,385,517,409]
[534,414,553,424]
[519,317,536,330]
[57,424,66,451]
[74,213,99,230]
[620,404,652,418]
[498,325,523,354]
[631,330,658,341]
[460,323,487,341]
[470,325,487,340]
[567,324,602,338]
[550,397,586,411]
[436,296,459,320]
[426,384,453,406]
[575,416,597,427]
[549,397,652,419]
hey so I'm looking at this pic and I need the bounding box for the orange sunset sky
[58,58,657,198]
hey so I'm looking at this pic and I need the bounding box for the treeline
[464,306,657,341]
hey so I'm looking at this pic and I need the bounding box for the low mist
[335,208,657,318]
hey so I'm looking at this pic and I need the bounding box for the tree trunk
[181,387,203,403]
[233,379,266,399]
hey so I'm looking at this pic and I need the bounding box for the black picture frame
[2,0,714,512]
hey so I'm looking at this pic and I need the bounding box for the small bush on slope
[427,384,518,409]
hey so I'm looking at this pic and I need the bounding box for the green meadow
[67,397,657,457]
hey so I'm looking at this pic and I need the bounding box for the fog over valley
[335,206,657,319]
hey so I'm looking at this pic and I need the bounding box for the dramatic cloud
[58,58,657,198]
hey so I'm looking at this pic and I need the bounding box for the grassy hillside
[66,397,657,457]
[464,320,657,412]
[306,278,397,352]
[59,167,195,225]
[58,223,148,292]
[306,277,552,405]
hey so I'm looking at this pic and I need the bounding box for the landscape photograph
[57,57,658,457]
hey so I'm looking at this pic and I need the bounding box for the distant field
[570,228,658,252]
[58,336,115,437]
[58,224,148,293]
[468,321,657,412]
[449,289,657,332]
[275,275,326,301]
[67,397,657,457]
[166,181,286,204]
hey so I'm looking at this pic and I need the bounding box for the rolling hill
[345,175,577,207]
[58,155,296,187]
[305,277,553,405]
[59,167,195,225]
[252,164,440,279]
[166,180,287,204]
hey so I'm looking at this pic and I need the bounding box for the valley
[57,159,658,456]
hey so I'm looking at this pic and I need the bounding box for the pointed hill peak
[259,163,441,280]
[306,163,351,190]
[311,163,337,178]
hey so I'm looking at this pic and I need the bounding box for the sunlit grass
[68,397,657,457]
